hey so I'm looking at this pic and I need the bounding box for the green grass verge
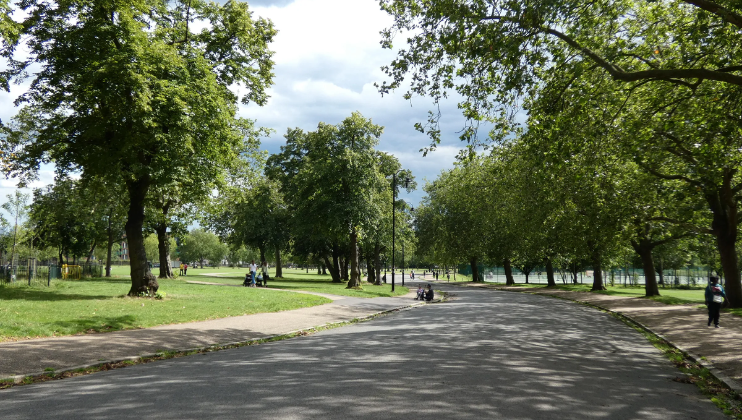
[0,276,330,342]
[0,299,419,390]
[612,311,742,418]
[495,282,707,305]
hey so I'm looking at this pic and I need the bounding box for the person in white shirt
[250,261,257,286]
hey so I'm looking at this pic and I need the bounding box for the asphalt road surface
[0,284,727,419]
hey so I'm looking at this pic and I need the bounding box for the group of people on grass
[244,260,270,287]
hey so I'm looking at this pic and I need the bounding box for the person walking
[250,260,257,287]
[184,263,188,276]
[705,276,726,328]
[179,263,184,276]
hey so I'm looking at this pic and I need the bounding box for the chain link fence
[1,257,103,287]
[458,264,718,288]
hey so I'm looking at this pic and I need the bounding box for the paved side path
[469,282,742,388]
[0,288,418,379]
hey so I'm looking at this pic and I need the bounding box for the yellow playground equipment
[61,264,82,280]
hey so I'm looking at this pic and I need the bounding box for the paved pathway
[0,283,726,419]
[0,288,419,378]
[479,283,742,386]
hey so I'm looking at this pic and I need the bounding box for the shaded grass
[186,267,410,298]
[485,281,708,306]
[0,276,330,342]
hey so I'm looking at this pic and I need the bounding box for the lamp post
[391,171,410,293]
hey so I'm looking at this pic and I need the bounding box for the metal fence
[1,258,103,287]
[458,264,718,288]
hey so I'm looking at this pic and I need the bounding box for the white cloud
[1,0,486,212]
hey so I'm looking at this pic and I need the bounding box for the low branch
[648,217,713,234]
[479,15,742,86]
[683,0,742,30]
[637,162,704,187]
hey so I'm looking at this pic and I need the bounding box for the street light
[391,171,410,292]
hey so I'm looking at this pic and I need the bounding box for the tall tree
[1,0,276,295]
[2,190,28,266]
[267,113,388,289]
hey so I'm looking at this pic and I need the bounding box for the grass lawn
[182,267,410,298]
[492,282,707,305]
[0,276,330,342]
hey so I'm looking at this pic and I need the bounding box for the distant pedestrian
[705,276,726,328]
[179,263,184,276]
[184,263,188,276]
[250,260,257,286]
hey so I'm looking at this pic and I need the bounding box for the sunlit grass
[0,276,330,342]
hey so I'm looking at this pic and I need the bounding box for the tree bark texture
[275,248,283,277]
[347,229,360,288]
[705,180,742,307]
[105,212,114,277]
[331,243,342,282]
[323,254,340,282]
[126,177,158,296]
[504,258,515,285]
[156,223,173,279]
[374,243,382,285]
[546,258,556,287]
[632,240,660,297]
[590,249,605,291]
[470,256,479,282]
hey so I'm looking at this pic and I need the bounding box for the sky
[0,0,482,222]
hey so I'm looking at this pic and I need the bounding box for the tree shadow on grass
[51,315,138,334]
[0,287,114,302]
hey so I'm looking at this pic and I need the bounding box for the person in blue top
[705,276,726,328]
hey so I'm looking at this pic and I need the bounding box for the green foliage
[0,0,276,292]
[178,229,228,267]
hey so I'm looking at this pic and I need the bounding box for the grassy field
[0,276,330,342]
[0,266,409,341]
[178,267,410,298]
[493,282,707,305]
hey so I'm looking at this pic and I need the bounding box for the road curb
[483,285,742,398]
[2,299,429,386]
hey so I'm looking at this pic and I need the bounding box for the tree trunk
[156,223,173,279]
[504,258,515,285]
[632,240,660,297]
[470,256,479,282]
[374,243,382,286]
[331,243,342,282]
[321,263,327,275]
[590,249,605,291]
[706,180,742,307]
[105,212,114,277]
[275,248,283,278]
[341,255,349,282]
[546,258,556,287]
[366,257,375,283]
[126,177,158,296]
[258,246,266,265]
[85,239,97,266]
[323,255,341,282]
[347,229,360,288]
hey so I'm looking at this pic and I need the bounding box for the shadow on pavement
[0,288,725,420]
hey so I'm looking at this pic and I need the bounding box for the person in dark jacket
[424,284,434,302]
[705,276,726,328]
